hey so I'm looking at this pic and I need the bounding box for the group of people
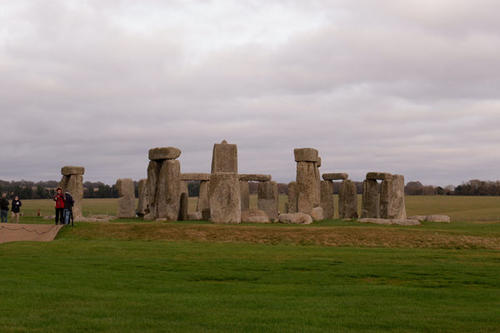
[0,192,23,223]
[0,188,74,225]
[54,187,74,225]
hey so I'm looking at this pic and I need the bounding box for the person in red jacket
[54,188,65,225]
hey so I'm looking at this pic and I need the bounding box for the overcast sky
[1,0,499,186]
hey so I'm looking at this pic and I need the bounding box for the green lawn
[1,238,499,332]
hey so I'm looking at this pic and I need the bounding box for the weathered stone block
[211,140,238,173]
[178,192,189,221]
[320,180,334,219]
[197,180,210,213]
[148,147,181,161]
[116,178,136,218]
[278,213,313,224]
[339,180,358,219]
[241,209,270,223]
[311,207,324,221]
[156,159,180,221]
[287,181,297,213]
[180,173,211,181]
[257,181,279,221]
[294,148,318,162]
[380,174,406,219]
[61,166,85,176]
[366,172,392,180]
[238,174,271,182]
[361,179,379,218]
[297,162,319,214]
[137,179,148,217]
[240,181,250,211]
[209,172,241,224]
[322,173,348,181]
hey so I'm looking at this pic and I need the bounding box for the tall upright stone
[240,180,250,211]
[197,180,210,219]
[137,179,148,217]
[145,147,181,221]
[116,178,136,218]
[320,180,334,219]
[339,180,358,219]
[209,173,241,224]
[211,140,238,173]
[380,175,406,219]
[60,166,84,221]
[179,192,189,221]
[257,181,279,221]
[362,179,380,218]
[287,181,298,213]
[294,148,320,215]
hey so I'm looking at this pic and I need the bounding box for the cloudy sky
[1,0,499,186]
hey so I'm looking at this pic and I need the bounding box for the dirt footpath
[0,223,63,244]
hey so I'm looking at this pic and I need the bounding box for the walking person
[11,195,22,223]
[54,188,65,225]
[63,191,74,226]
[0,193,9,223]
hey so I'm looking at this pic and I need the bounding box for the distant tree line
[1,178,499,199]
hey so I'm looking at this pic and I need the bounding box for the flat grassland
[1,196,499,332]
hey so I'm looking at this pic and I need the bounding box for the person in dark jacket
[11,195,22,223]
[54,188,65,225]
[0,193,9,223]
[63,192,74,225]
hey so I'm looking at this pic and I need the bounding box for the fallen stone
[311,207,324,221]
[358,218,420,226]
[241,209,270,223]
[408,215,427,222]
[294,148,318,162]
[148,147,181,161]
[322,173,348,181]
[61,166,85,176]
[180,173,211,181]
[187,212,203,220]
[425,215,451,223]
[238,174,272,182]
[366,172,392,180]
[278,213,313,225]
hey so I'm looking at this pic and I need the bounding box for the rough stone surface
[425,215,451,223]
[278,213,313,224]
[180,181,189,196]
[311,207,324,221]
[187,211,202,220]
[320,181,334,219]
[238,174,271,182]
[380,175,406,219]
[408,215,427,222]
[145,160,161,220]
[211,140,238,173]
[179,192,189,221]
[322,173,348,181]
[241,209,270,223]
[116,178,136,218]
[197,181,210,213]
[137,179,148,216]
[148,147,181,161]
[240,181,250,211]
[317,157,321,168]
[209,173,241,224]
[201,208,211,220]
[361,179,380,218]
[294,148,319,162]
[59,171,84,221]
[287,181,298,214]
[257,181,279,221]
[61,166,85,176]
[339,180,358,219]
[156,159,181,221]
[297,161,320,214]
[366,172,392,180]
[359,218,420,226]
[180,173,211,181]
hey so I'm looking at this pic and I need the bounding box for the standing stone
[156,159,181,220]
[180,181,189,196]
[240,180,250,211]
[339,180,358,219]
[211,140,238,173]
[179,192,189,221]
[145,160,161,220]
[287,181,298,213]
[296,161,319,214]
[380,175,406,219]
[257,181,279,221]
[320,180,334,219]
[362,179,380,218]
[197,180,210,220]
[116,178,136,218]
[313,159,321,210]
[137,179,148,217]
[209,173,241,224]
[59,166,84,221]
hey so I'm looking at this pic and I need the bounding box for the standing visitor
[0,193,9,223]
[11,195,22,223]
[54,188,65,225]
[63,191,74,225]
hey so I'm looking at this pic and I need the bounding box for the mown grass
[1,239,499,332]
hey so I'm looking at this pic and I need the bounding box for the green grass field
[1,196,500,332]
